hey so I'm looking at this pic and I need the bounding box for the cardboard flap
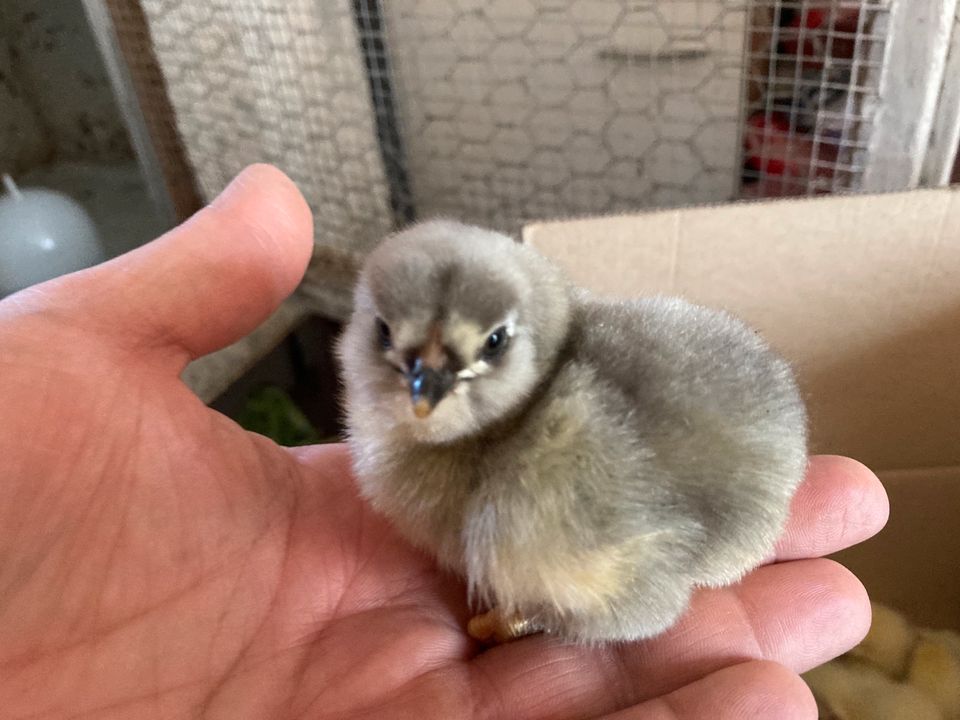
[523,190,960,472]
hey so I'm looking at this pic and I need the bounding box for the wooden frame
[861,0,958,192]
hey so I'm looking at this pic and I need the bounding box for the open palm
[0,166,887,720]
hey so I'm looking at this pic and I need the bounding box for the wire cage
[102,0,959,246]
[349,0,904,233]
[742,0,891,199]
[362,0,751,231]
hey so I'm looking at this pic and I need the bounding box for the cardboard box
[523,188,960,631]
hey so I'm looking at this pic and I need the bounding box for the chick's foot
[467,608,541,644]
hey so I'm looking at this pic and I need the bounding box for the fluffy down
[338,220,807,643]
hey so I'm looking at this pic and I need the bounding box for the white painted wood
[862,0,957,192]
[921,8,960,186]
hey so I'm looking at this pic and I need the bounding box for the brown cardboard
[523,190,960,473]
[523,189,960,629]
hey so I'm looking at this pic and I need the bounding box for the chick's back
[459,293,807,641]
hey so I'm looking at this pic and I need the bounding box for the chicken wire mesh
[350,0,894,233]
[742,0,891,199]
[110,0,897,239]
[363,0,748,232]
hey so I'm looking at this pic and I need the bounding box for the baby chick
[804,661,944,720]
[848,602,918,679]
[909,634,960,719]
[338,220,807,644]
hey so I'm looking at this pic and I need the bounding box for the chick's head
[340,220,571,444]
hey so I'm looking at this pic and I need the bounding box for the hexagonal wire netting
[352,0,890,233]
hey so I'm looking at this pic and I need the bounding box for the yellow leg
[467,607,540,644]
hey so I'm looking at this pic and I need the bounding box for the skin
[0,164,889,719]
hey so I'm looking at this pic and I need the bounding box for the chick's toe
[468,608,541,644]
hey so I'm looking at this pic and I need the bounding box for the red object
[743,111,838,198]
[779,6,861,70]
[744,112,791,175]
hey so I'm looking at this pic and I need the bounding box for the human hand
[0,165,888,719]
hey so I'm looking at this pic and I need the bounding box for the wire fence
[351,0,896,232]
[741,0,891,199]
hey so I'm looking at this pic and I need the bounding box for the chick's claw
[468,608,540,644]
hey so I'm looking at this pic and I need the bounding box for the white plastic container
[0,174,105,296]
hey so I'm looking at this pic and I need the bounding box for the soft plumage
[338,219,807,643]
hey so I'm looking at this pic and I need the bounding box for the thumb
[115,163,313,363]
[7,164,314,366]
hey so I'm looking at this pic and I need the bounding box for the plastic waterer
[0,173,105,296]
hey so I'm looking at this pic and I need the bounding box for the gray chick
[338,220,807,644]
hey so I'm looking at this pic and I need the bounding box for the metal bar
[80,0,176,229]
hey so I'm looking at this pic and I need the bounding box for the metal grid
[373,0,751,233]
[138,0,395,254]
[126,0,903,241]
[353,0,417,224]
[351,0,896,232]
[741,0,891,199]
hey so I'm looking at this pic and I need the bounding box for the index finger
[773,455,888,562]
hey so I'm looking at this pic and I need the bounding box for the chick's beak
[407,325,455,418]
[408,359,455,418]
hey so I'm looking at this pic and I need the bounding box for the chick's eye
[376,318,392,350]
[481,326,509,359]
